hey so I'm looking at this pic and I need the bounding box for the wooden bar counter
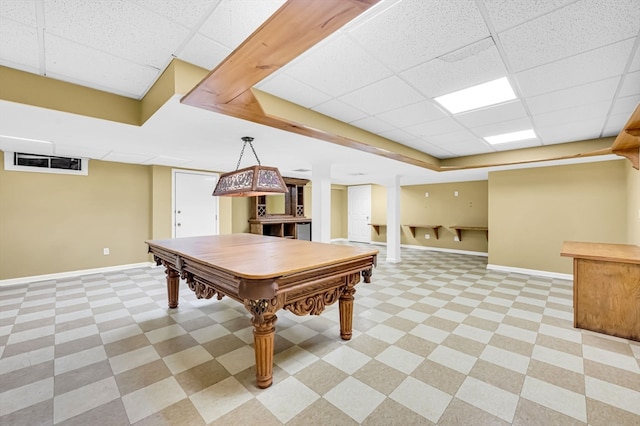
[561,241,640,341]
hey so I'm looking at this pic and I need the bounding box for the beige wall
[488,160,627,274]
[626,158,640,245]
[0,154,152,279]
[401,181,489,252]
[151,165,172,240]
[331,186,347,239]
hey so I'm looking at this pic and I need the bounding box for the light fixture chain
[235,140,248,170]
[247,140,261,166]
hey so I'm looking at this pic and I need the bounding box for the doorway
[172,170,219,238]
[348,185,371,243]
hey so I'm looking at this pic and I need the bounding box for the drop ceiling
[0,0,638,185]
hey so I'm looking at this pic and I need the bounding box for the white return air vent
[4,152,89,175]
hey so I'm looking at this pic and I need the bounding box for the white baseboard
[0,262,155,287]
[401,243,489,257]
[486,264,573,281]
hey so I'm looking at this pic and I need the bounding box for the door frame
[171,169,219,238]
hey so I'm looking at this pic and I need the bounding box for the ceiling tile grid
[43,0,190,69]
[0,17,40,73]
[498,0,640,72]
[0,0,638,184]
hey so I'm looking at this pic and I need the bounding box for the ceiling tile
[0,18,40,72]
[537,118,607,145]
[427,130,480,146]
[471,117,534,138]
[45,33,161,99]
[144,155,190,166]
[619,70,640,97]
[177,33,231,71]
[405,117,465,138]
[499,0,640,72]
[602,111,633,136]
[54,144,111,159]
[197,0,284,50]
[378,128,416,143]
[44,0,189,68]
[609,95,640,117]
[481,0,575,32]
[515,39,635,97]
[630,45,640,72]
[339,76,424,116]
[533,100,611,128]
[444,140,495,156]
[376,101,447,128]
[403,140,454,158]
[102,152,155,164]
[350,116,395,134]
[525,77,620,115]
[349,0,489,72]
[312,99,368,123]
[455,100,528,128]
[401,38,508,98]
[281,34,393,98]
[257,74,332,108]
[130,0,219,27]
[0,0,37,26]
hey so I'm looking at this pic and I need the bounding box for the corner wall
[488,160,627,274]
[0,153,152,279]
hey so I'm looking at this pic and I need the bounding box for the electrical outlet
[103,248,110,255]
[425,234,430,240]
[454,236,460,242]
[454,191,459,197]
[425,192,429,197]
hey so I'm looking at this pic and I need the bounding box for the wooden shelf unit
[404,224,442,240]
[450,226,488,241]
[249,177,310,239]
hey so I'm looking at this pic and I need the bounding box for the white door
[173,170,218,238]
[348,185,371,243]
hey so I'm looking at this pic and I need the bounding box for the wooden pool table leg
[245,299,278,388]
[340,273,362,340]
[165,266,180,308]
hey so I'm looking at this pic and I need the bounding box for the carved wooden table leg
[339,273,360,340]
[245,299,279,388]
[165,266,180,308]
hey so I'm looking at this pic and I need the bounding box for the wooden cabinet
[249,177,311,239]
[561,241,640,342]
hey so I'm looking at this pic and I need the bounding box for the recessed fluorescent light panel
[434,77,516,114]
[484,129,537,144]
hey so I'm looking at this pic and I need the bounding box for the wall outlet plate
[454,236,460,242]
[103,248,110,255]
[425,234,430,239]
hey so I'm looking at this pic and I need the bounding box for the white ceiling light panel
[484,129,536,144]
[434,77,516,114]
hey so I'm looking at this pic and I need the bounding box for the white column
[311,162,332,243]
[386,175,401,263]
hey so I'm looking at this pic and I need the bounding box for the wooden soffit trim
[179,0,447,170]
[611,103,640,169]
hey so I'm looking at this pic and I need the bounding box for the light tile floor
[1,244,639,425]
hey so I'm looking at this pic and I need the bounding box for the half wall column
[312,162,331,243]
[386,175,401,263]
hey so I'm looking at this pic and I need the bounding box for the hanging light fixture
[212,136,288,197]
